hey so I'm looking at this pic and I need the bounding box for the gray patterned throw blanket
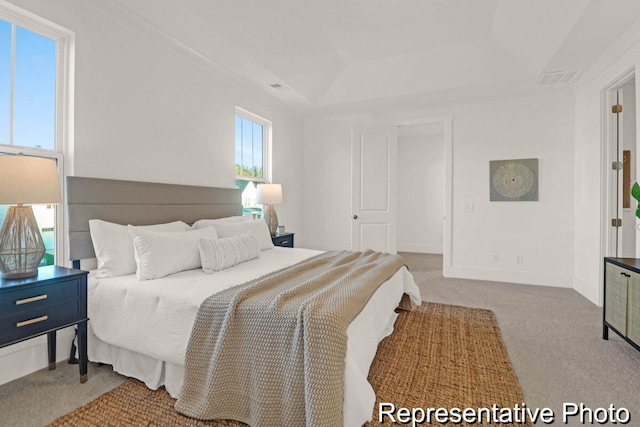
[175,250,408,427]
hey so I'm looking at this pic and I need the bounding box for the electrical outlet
[515,254,523,264]
[491,253,499,262]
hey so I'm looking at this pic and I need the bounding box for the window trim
[0,1,75,267]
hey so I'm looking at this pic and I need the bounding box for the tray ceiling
[111,0,640,114]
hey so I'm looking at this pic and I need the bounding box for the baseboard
[444,266,574,288]
[573,275,601,306]
[397,244,443,254]
[0,326,75,386]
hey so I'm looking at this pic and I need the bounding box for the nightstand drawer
[0,299,81,345]
[0,278,81,313]
[272,233,294,248]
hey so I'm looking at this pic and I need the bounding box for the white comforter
[87,247,421,427]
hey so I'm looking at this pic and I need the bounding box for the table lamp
[0,154,62,279]
[256,183,283,236]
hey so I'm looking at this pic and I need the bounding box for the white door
[351,124,397,253]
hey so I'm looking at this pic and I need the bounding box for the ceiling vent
[537,70,579,86]
[269,83,289,91]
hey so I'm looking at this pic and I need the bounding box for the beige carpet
[48,303,528,426]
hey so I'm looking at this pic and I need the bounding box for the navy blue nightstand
[0,266,89,383]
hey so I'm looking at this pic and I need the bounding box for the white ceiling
[112,0,640,115]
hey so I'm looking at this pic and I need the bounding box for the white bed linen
[87,247,421,427]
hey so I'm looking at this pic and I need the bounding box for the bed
[66,176,421,427]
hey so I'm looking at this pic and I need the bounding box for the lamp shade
[256,183,283,205]
[0,155,62,204]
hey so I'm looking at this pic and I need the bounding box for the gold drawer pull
[16,315,48,327]
[16,294,47,305]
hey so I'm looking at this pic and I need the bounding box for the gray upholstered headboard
[66,176,242,261]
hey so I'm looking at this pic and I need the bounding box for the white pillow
[129,226,219,280]
[212,219,274,250]
[89,220,190,278]
[199,232,260,273]
[191,215,252,230]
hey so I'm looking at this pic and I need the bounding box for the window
[235,108,271,217]
[0,5,73,267]
[235,115,264,181]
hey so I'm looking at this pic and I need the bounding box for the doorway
[603,70,637,259]
[396,117,453,276]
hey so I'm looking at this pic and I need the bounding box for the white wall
[303,119,353,251]
[304,92,575,287]
[397,129,444,254]
[1,0,305,385]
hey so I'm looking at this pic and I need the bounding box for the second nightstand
[272,232,295,248]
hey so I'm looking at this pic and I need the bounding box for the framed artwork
[490,158,538,201]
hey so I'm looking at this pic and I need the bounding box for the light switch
[463,203,474,213]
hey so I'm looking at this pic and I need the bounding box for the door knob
[352,215,358,220]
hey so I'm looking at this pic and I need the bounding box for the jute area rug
[48,303,528,426]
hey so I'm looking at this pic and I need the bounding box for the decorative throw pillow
[199,232,261,273]
[89,219,190,278]
[128,226,219,280]
[212,219,274,250]
[191,215,253,230]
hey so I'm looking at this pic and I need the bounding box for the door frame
[600,67,635,266]
[396,116,453,276]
